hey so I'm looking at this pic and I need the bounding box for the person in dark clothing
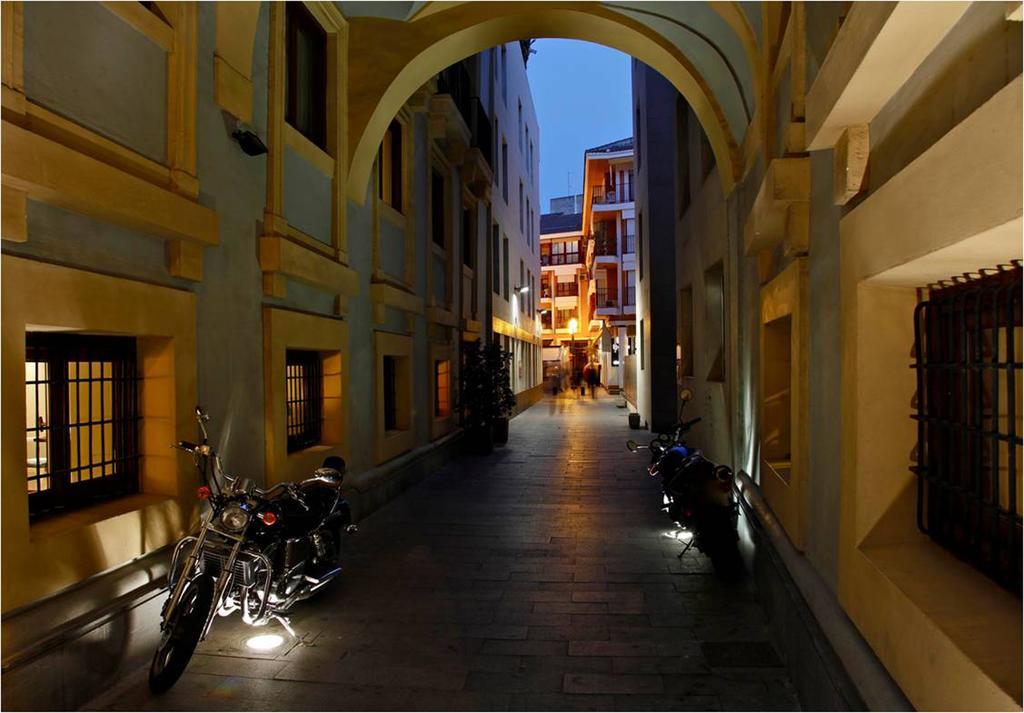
[587,362,600,398]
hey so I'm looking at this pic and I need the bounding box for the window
[492,223,500,294]
[285,2,327,149]
[382,356,398,431]
[519,181,524,233]
[518,100,523,151]
[623,218,636,254]
[378,120,403,212]
[493,118,499,186]
[502,235,510,300]
[912,266,1023,592]
[26,334,140,520]
[434,360,451,418]
[526,128,531,174]
[502,139,509,203]
[625,271,636,306]
[462,207,474,268]
[431,169,445,248]
[286,349,322,453]
[519,259,525,314]
[501,44,507,105]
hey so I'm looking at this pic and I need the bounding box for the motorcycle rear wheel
[148,576,214,694]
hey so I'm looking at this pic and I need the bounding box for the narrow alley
[89,395,796,711]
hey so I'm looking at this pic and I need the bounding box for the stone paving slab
[86,393,798,711]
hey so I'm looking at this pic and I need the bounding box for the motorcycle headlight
[218,504,249,533]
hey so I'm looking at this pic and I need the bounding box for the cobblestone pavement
[89,393,798,711]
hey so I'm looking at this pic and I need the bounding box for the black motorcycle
[149,407,356,693]
[627,390,741,579]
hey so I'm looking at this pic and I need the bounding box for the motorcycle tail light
[196,486,211,500]
[259,511,278,526]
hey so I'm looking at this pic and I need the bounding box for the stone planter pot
[628,412,641,429]
[492,417,510,445]
[466,424,494,455]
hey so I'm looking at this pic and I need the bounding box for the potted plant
[485,342,516,444]
[459,340,493,455]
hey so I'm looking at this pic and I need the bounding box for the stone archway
[343,1,762,202]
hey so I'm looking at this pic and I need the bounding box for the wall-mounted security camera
[231,125,267,156]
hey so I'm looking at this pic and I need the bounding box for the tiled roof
[540,212,582,235]
[585,136,633,154]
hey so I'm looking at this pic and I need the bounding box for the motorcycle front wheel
[148,576,214,694]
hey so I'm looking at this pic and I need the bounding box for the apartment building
[0,4,539,705]
[580,138,637,397]
[481,42,543,407]
[539,207,586,380]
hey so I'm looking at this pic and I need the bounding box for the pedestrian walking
[588,361,599,398]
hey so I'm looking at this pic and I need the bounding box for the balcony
[595,287,618,309]
[593,229,618,259]
[555,282,578,297]
[591,184,634,206]
[623,233,636,255]
[437,64,491,163]
[541,244,582,266]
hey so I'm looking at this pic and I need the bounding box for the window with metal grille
[286,350,322,453]
[912,263,1022,593]
[285,2,327,150]
[434,360,451,419]
[25,333,140,520]
[383,356,398,431]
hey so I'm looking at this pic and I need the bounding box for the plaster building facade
[539,208,587,382]
[480,42,543,408]
[580,138,637,397]
[632,3,1022,710]
[1,2,1021,711]
[0,4,539,706]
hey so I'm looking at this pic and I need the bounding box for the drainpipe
[735,470,912,711]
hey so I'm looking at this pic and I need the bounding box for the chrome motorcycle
[627,390,741,579]
[149,407,356,693]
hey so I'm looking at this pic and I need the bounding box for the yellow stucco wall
[1,256,197,612]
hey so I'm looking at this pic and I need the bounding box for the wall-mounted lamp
[515,284,529,294]
[232,126,268,156]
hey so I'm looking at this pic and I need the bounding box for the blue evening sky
[527,40,633,214]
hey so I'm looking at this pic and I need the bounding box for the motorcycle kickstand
[677,539,696,560]
[271,613,298,640]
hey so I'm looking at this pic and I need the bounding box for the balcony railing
[591,185,634,205]
[437,63,492,171]
[593,229,617,257]
[624,234,636,254]
[595,288,617,308]
[541,251,581,266]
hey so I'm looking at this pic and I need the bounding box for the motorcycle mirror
[626,439,639,452]
[195,405,210,422]
[679,388,693,406]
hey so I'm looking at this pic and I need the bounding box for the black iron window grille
[25,333,140,521]
[383,356,398,431]
[286,350,322,453]
[912,262,1022,593]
